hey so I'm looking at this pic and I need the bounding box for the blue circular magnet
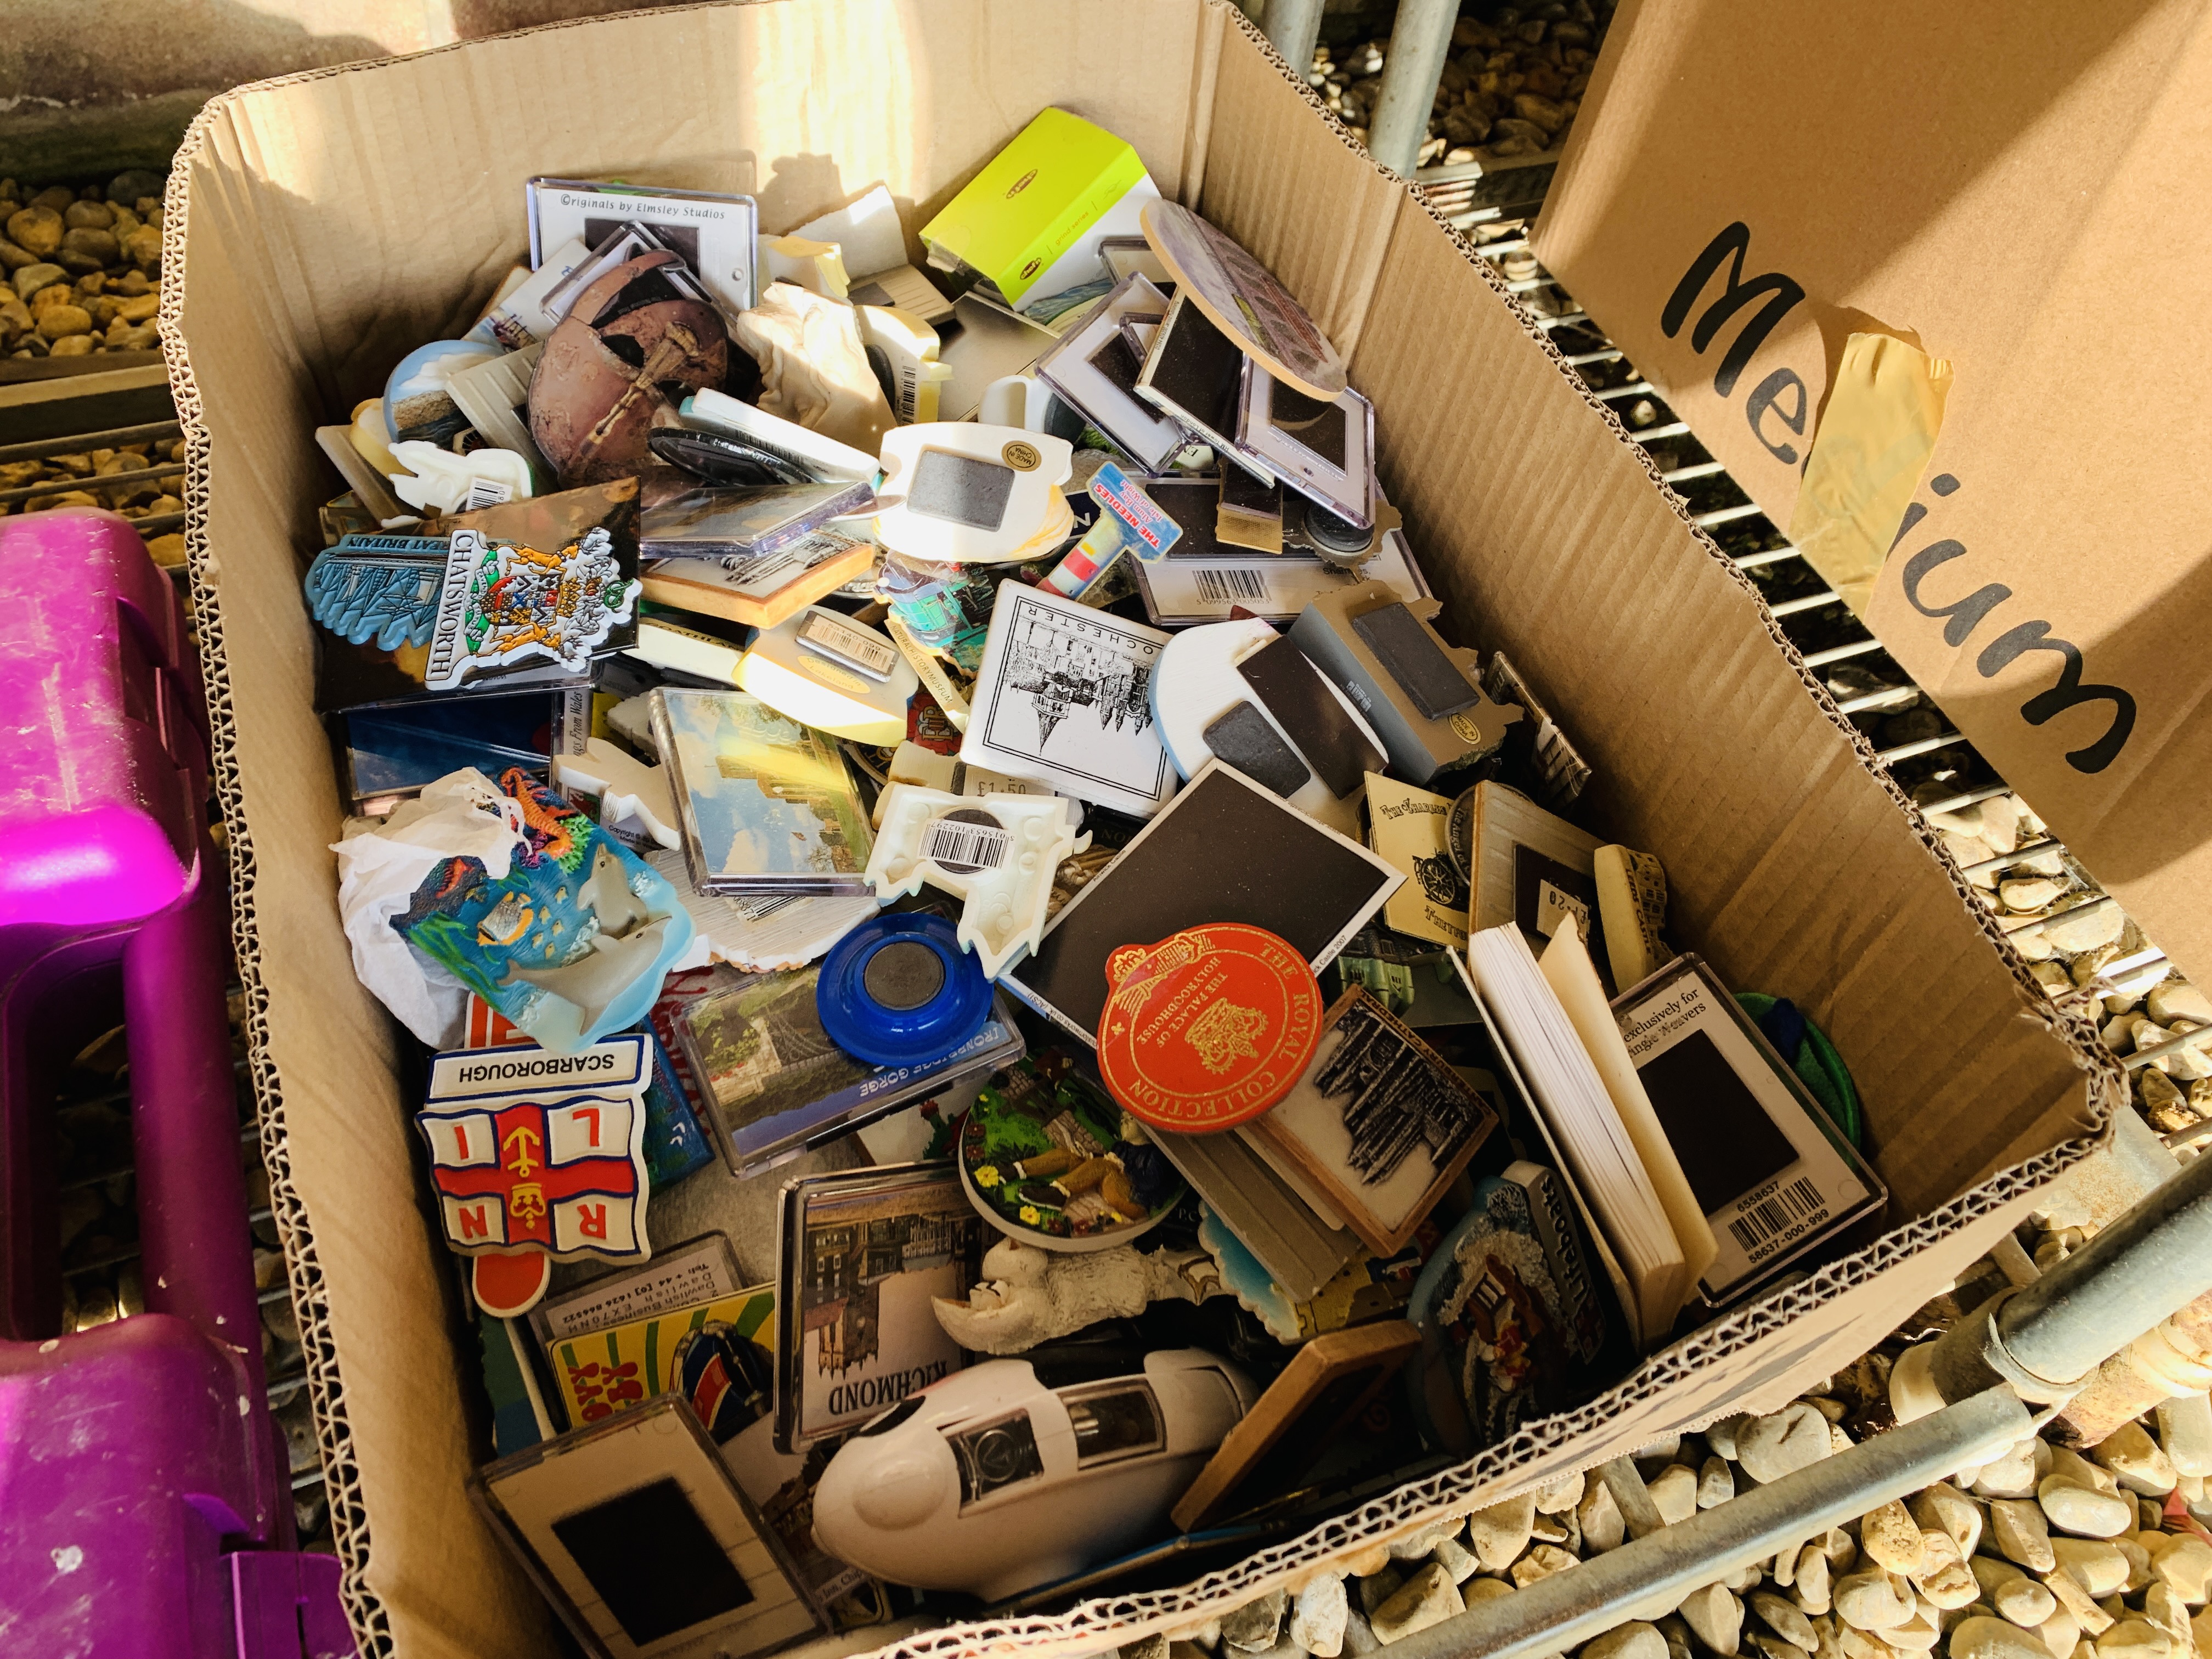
[816,912,993,1068]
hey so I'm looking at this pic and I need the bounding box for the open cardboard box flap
[1533,0,2212,991]
[159,4,2116,1655]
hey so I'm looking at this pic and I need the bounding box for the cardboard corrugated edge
[150,4,2121,1657]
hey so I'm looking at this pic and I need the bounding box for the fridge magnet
[773,1162,986,1451]
[865,784,1090,978]
[1406,1161,1611,1455]
[393,769,694,1052]
[1138,201,1347,400]
[544,1282,776,1438]
[1169,1319,1420,1531]
[1245,988,1499,1257]
[931,1233,1221,1354]
[872,423,1075,565]
[809,1348,1256,1600]
[960,578,1178,817]
[415,1033,656,1275]
[652,688,874,898]
[1095,922,1324,1133]
[470,1395,823,1659]
[954,1051,1185,1251]
[526,179,760,313]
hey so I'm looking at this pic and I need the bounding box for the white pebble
[1649,1465,1699,1526]
[1949,1615,2058,1659]
[1680,1585,1743,1657]
[1583,1625,1668,1659]
[2037,1479,2131,1540]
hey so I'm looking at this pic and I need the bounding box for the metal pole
[1366,0,1460,176]
[1912,1143,2212,1408]
[1380,1388,2033,1659]
[1263,0,1324,85]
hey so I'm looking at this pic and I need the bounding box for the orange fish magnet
[1095,923,1323,1131]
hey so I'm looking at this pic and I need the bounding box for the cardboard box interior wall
[160,5,2118,1656]
[1532,0,2212,994]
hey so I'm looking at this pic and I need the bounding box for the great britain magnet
[1094,922,1323,1131]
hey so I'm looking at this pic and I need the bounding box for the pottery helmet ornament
[529,250,727,484]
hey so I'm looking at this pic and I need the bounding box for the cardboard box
[159,5,2119,1656]
[1531,0,2212,991]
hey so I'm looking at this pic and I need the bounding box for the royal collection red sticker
[1095,923,1323,1131]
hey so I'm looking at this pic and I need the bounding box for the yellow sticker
[1788,331,1954,618]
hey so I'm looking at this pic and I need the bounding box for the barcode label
[463,476,515,511]
[1193,567,1268,605]
[798,613,898,680]
[923,816,1009,873]
[1726,1176,1826,1253]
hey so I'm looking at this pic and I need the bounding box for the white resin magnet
[735,605,918,744]
[867,783,1088,978]
[550,737,681,851]
[1149,618,1384,838]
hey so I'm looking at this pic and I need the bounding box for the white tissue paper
[332,769,528,1048]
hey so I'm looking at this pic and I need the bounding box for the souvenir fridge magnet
[1407,1161,1611,1455]
[774,1163,985,1451]
[809,1348,1256,1600]
[1169,1319,1421,1531]
[1289,582,1521,786]
[652,688,874,898]
[387,441,535,515]
[637,527,876,632]
[1042,461,1186,600]
[638,479,876,561]
[544,1281,776,1441]
[434,479,647,691]
[932,1234,1218,1354]
[392,768,695,1052]
[529,250,729,485]
[424,524,636,691]
[955,1052,1185,1251]
[384,338,505,445]
[814,911,994,1069]
[1244,987,1499,1257]
[1464,779,1607,973]
[305,535,449,651]
[526,177,761,313]
[470,1394,823,1659]
[685,387,881,483]
[1364,774,1471,950]
[960,578,1178,818]
[1004,761,1402,1045]
[668,956,1022,1176]
[873,424,1075,563]
[1149,617,1384,838]
[734,606,918,745]
[866,784,1089,978]
[1035,273,1186,472]
[1096,923,1324,1133]
[1138,201,1347,400]
[551,737,681,851]
[416,1033,657,1318]
[1234,363,1376,531]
